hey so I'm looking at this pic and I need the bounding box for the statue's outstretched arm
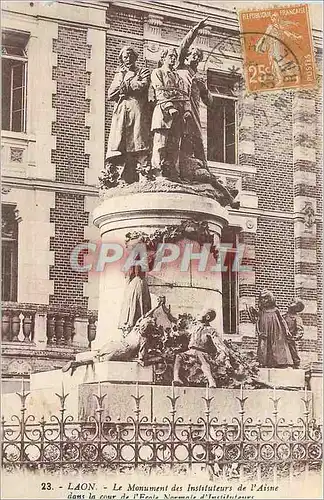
[177,16,209,68]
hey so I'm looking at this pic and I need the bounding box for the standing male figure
[106,46,151,183]
[249,290,294,368]
[151,47,188,180]
[176,17,215,169]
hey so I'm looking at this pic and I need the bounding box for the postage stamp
[238,3,317,92]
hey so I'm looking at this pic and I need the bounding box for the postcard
[1,1,322,499]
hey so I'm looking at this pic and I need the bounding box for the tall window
[2,205,18,302]
[207,72,238,164]
[221,228,238,335]
[2,30,29,133]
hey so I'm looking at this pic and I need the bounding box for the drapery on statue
[283,299,304,369]
[150,47,189,181]
[106,46,151,183]
[118,264,151,334]
[247,290,294,368]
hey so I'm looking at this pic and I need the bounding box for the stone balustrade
[1,303,97,348]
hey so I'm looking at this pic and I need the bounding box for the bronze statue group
[63,291,304,389]
[63,19,306,388]
[102,18,239,209]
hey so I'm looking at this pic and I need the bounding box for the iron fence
[1,385,322,481]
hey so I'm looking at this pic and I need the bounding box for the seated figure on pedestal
[247,290,294,369]
[106,46,151,184]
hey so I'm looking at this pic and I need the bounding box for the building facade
[1,0,323,388]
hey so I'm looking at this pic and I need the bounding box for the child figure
[283,299,304,368]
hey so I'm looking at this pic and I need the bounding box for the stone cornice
[107,0,239,32]
[3,177,322,221]
[1,342,83,359]
[2,176,99,197]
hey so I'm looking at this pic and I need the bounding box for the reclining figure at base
[62,304,166,375]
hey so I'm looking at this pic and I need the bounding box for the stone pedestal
[258,367,305,388]
[30,360,154,392]
[92,192,229,349]
[22,361,320,423]
[78,384,310,422]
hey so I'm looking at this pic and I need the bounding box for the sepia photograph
[1,1,323,499]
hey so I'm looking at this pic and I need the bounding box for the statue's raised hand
[196,16,209,31]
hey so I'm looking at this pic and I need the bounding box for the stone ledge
[258,368,305,388]
[30,361,154,392]
[99,178,226,202]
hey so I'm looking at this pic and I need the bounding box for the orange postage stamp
[238,4,317,92]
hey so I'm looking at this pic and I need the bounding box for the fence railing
[1,386,322,479]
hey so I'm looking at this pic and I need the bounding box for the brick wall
[107,6,144,36]
[255,218,295,309]
[49,193,89,312]
[254,92,294,212]
[52,26,91,184]
[50,24,90,313]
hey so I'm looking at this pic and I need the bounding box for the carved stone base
[100,178,219,201]
[30,360,154,393]
[78,384,310,422]
[3,378,313,423]
[92,191,229,349]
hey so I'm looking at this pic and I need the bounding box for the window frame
[1,204,19,303]
[207,72,239,165]
[2,31,28,133]
[221,229,239,335]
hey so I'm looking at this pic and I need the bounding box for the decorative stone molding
[7,359,32,375]
[10,147,24,163]
[144,41,162,63]
[197,24,212,48]
[85,28,106,186]
[301,201,316,229]
[144,14,163,40]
